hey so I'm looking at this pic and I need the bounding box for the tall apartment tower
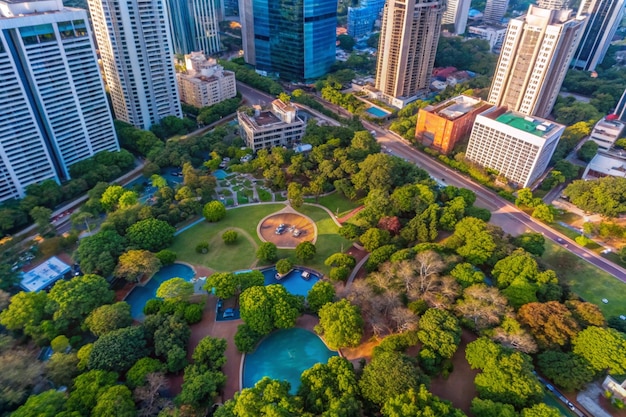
[536,0,568,9]
[166,0,221,56]
[488,5,585,118]
[442,0,471,34]
[614,88,626,121]
[483,0,509,24]
[240,0,337,81]
[571,0,626,71]
[88,0,182,130]
[375,0,446,108]
[0,0,119,202]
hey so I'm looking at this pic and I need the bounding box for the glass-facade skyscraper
[347,0,386,39]
[241,0,337,81]
[167,0,221,56]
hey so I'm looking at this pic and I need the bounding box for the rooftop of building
[594,117,625,132]
[252,111,281,126]
[494,111,559,137]
[0,0,64,17]
[272,98,296,113]
[427,95,484,120]
[20,255,71,292]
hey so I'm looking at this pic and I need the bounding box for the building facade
[240,0,337,81]
[347,0,386,38]
[467,24,507,52]
[88,0,182,130]
[571,0,626,71]
[466,106,564,187]
[488,5,585,118]
[177,52,237,108]
[615,88,626,121]
[416,95,491,154]
[166,0,221,56]
[0,0,119,202]
[442,0,471,34]
[237,100,305,151]
[588,116,625,151]
[375,0,445,108]
[483,0,509,24]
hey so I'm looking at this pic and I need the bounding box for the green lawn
[258,189,272,202]
[170,204,283,271]
[540,241,626,318]
[277,204,352,275]
[305,192,361,217]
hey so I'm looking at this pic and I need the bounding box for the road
[365,122,626,283]
[237,81,274,106]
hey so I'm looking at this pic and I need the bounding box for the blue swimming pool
[365,106,389,118]
[243,328,337,393]
[213,169,228,180]
[262,268,319,296]
[125,263,195,319]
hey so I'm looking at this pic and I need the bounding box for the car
[217,299,223,309]
[566,401,575,411]
[222,308,235,319]
[545,384,554,392]
[556,238,564,243]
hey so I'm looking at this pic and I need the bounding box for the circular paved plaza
[258,211,316,249]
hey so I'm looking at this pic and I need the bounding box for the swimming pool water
[243,328,338,393]
[125,263,195,319]
[365,107,388,118]
[213,169,228,180]
[262,268,319,296]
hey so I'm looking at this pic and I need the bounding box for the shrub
[184,303,204,324]
[256,242,278,262]
[144,299,164,315]
[51,335,70,353]
[156,249,177,265]
[196,242,209,254]
[276,258,293,275]
[234,324,263,353]
[222,230,238,244]
[203,201,226,222]
[329,266,350,282]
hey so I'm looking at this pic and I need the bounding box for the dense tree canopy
[382,385,466,417]
[85,302,133,337]
[446,217,497,265]
[536,350,595,391]
[316,299,364,350]
[76,230,126,276]
[88,326,147,373]
[572,326,626,374]
[240,285,301,334]
[306,280,336,314]
[156,278,194,302]
[114,250,161,282]
[518,302,579,349]
[564,176,626,217]
[203,201,227,222]
[126,218,175,251]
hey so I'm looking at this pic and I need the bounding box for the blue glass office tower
[347,0,386,38]
[241,0,337,81]
[167,0,221,55]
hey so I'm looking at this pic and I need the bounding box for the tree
[88,326,147,373]
[298,356,361,417]
[222,230,238,244]
[12,389,66,417]
[325,253,356,269]
[287,182,304,208]
[66,370,118,416]
[306,281,335,313]
[512,233,545,256]
[536,350,595,391]
[203,201,227,222]
[521,403,561,417]
[418,308,461,360]
[295,241,316,261]
[156,278,194,302]
[470,398,518,417]
[126,218,175,251]
[192,337,227,371]
[315,299,363,349]
[566,300,606,327]
[577,141,598,162]
[92,385,136,417]
[220,377,301,416]
[240,285,301,334]
[29,206,53,235]
[0,349,45,413]
[572,326,626,374]
[532,204,554,223]
[177,364,226,410]
[133,372,170,417]
[454,284,510,331]
[518,302,580,349]
[0,264,20,290]
[276,258,293,274]
[100,185,126,212]
[46,352,80,387]
[382,385,466,417]
[446,217,496,265]
[156,249,177,265]
[47,274,114,331]
[564,177,626,217]
[115,250,161,282]
[450,263,485,288]
[337,34,355,51]
[360,227,391,252]
[234,324,263,353]
[205,272,237,299]
[359,350,425,406]
[515,188,540,208]
[126,358,165,389]
[0,290,48,336]
[76,230,126,276]
[85,302,133,337]
[256,242,278,262]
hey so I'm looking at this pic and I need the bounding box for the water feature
[242,328,338,393]
[124,263,195,319]
[213,169,228,180]
[261,267,320,296]
[365,106,389,118]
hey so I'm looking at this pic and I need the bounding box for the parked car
[222,308,235,319]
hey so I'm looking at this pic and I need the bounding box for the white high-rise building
[0,0,119,202]
[483,0,509,24]
[571,0,626,71]
[466,106,564,187]
[442,0,471,34]
[177,52,237,108]
[375,0,446,108]
[488,5,585,118]
[88,0,182,130]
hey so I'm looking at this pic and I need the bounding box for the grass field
[305,192,361,217]
[540,241,626,318]
[170,204,283,271]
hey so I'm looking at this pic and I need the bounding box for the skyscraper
[347,0,386,39]
[240,0,337,81]
[442,0,471,34]
[166,0,221,56]
[0,0,119,202]
[375,0,445,108]
[488,5,585,118]
[571,0,626,71]
[89,0,182,130]
[483,0,509,24]
[536,0,569,9]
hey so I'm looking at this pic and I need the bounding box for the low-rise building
[467,24,507,52]
[20,256,71,292]
[238,100,306,151]
[177,52,237,108]
[416,95,491,154]
[588,116,625,151]
[466,106,564,188]
[582,149,626,179]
